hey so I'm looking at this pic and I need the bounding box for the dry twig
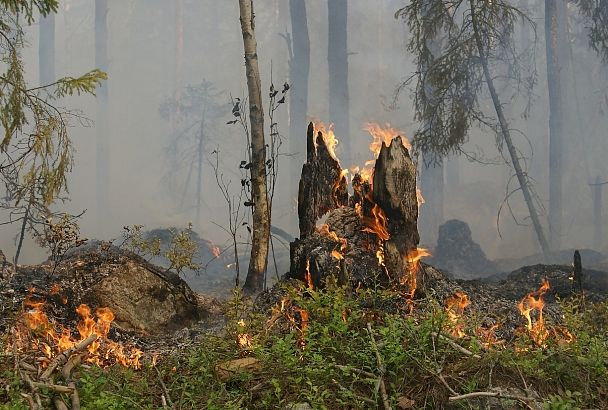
[41,333,97,381]
[449,390,538,403]
[433,332,481,359]
[366,322,392,410]
[154,364,174,408]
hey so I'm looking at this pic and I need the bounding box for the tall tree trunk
[171,0,183,140]
[470,0,551,260]
[328,0,350,165]
[239,0,270,294]
[419,0,445,248]
[196,110,205,226]
[95,0,109,232]
[288,0,310,235]
[39,13,55,85]
[419,156,444,247]
[545,0,566,250]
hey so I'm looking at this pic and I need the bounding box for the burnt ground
[2,242,608,359]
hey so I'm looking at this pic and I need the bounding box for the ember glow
[518,279,550,346]
[445,291,470,338]
[18,297,143,369]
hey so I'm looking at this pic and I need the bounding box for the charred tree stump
[290,125,424,292]
[298,122,348,238]
[372,137,420,284]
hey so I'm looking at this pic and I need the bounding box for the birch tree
[238,0,270,294]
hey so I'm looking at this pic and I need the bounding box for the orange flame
[361,201,390,241]
[331,250,344,260]
[445,291,470,338]
[401,248,431,298]
[18,298,143,369]
[304,259,313,290]
[518,279,550,346]
[356,123,412,184]
[314,122,340,162]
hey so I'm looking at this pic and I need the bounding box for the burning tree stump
[372,136,420,284]
[290,123,425,292]
[298,122,348,238]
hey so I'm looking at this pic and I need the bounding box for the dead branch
[19,361,38,373]
[61,353,83,381]
[31,382,74,394]
[435,371,458,396]
[19,392,37,410]
[41,333,97,381]
[448,390,539,403]
[52,396,68,410]
[366,323,392,410]
[332,379,377,406]
[68,381,80,410]
[433,332,481,359]
[19,370,41,408]
[154,364,174,409]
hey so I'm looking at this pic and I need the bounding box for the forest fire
[445,291,470,338]
[17,297,143,369]
[313,121,340,162]
[518,279,550,346]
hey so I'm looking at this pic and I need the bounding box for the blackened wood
[298,122,348,238]
[372,137,420,280]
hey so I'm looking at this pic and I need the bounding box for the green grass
[2,284,608,409]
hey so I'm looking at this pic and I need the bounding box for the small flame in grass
[314,122,339,162]
[236,319,252,349]
[19,297,143,369]
[445,291,470,338]
[518,279,551,346]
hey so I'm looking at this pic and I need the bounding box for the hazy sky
[3,0,608,267]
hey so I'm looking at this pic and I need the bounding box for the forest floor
[1,254,608,409]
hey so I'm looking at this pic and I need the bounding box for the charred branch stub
[298,122,348,238]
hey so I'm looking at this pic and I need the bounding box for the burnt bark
[298,123,348,238]
[239,0,270,295]
[372,137,420,281]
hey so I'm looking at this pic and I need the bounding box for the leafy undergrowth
[2,282,608,409]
